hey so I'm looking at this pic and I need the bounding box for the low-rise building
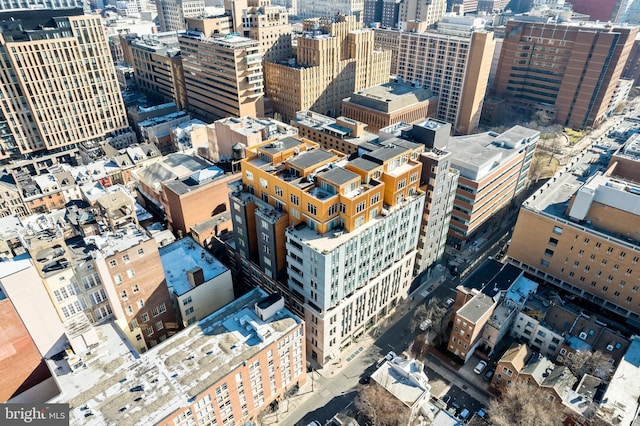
[159,237,234,327]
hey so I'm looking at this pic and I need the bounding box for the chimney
[187,266,205,287]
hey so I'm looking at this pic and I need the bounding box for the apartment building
[179,31,264,122]
[0,10,129,161]
[264,15,391,121]
[230,136,425,365]
[398,0,447,30]
[446,126,538,248]
[291,111,380,155]
[494,20,637,129]
[394,21,494,134]
[130,33,188,111]
[378,119,458,275]
[507,135,640,323]
[341,80,438,133]
[50,289,305,426]
[156,0,205,32]
[297,0,365,19]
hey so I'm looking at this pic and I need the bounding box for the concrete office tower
[394,20,494,134]
[230,137,425,365]
[451,0,478,13]
[156,0,205,32]
[446,126,539,248]
[297,0,365,19]
[507,136,640,323]
[494,20,637,129]
[130,33,188,111]
[265,15,391,121]
[398,0,447,30]
[179,30,264,121]
[0,10,129,162]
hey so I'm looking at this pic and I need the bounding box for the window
[307,203,317,215]
[371,193,380,205]
[544,249,554,257]
[132,284,140,293]
[141,312,149,322]
[120,290,128,300]
[185,306,194,315]
[290,194,299,206]
[356,201,365,213]
[126,305,133,315]
[114,274,123,284]
[109,260,117,267]
[397,179,406,190]
[552,226,563,235]
[156,321,164,331]
[127,269,135,278]
[183,296,192,306]
[122,254,130,263]
[137,299,144,308]
[145,326,154,336]
[137,248,144,256]
[548,237,558,246]
[274,186,283,197]
[541,259,550,267]
[410,172,418,183]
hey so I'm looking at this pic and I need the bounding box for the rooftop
[347,81,435,113]
[53,288,301,426]
[163,166,227,195]
[159,237,228,296]
[371,354,430,408]
[599,336,640,425]
[88,224,150,258]
[457,292,496,324]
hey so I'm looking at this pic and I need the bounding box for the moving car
[474,360,488,374]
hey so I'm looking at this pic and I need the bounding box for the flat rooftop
[54,288,301,426]
[458,292,496,323]
[159,237,228,296]
[347,82,434,113]
[370,355,430,408]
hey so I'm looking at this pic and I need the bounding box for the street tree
[565,350,613,382]
[356,381,409,426]
[489,381,563,426]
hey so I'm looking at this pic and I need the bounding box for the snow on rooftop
[53,289,300,426]
[89,225,149,258]
[600,335,640,425]
[159,237,228,296]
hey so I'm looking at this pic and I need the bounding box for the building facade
[156,0,205,32]
[0,10,129,161]
[131,33,188,111]
[398,0,447,30]
[296,0,365,19]
[394,26,494,134]
[179,31,264,122]
[264,15,391,121]
[493,20,637,129]
[230,135,425,365]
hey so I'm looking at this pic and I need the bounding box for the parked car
[307,421,322,426]
[458,408,470,422]
[419,319,432,331]
[484,369,494,381]
[474,360,488,374]
[444,298,455,308]
[477,408,487,418]
[385,351,397,362]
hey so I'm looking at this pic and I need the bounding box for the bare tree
[410,333,429,359]
[565,351,613,382]
[489,381,563,426]
[356,382,409,426]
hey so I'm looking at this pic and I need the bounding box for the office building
[568,0,624,22]
[342,80,438,133]
[0,0,83,9]
[394,20,494,134]
[493,20,637,129]
[477,0,509,12]
[398,0,447,30]
[179,30,264,121]
[264,15,391,121]
[297,0,365,19]
[451,0,478,13]
[241,0,292,63]
[131,33,188,111]
[0,10,129,161]
[50,289,306,426]
[156,0,205,32]
[507,134,640,323]
[446,126,539,248]
[230,136,425,365]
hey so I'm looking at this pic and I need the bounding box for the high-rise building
[493,20,637,129]
[179,30,264,121]
[0,10,129,162]
[507,135,640,324]
[156,0,205,32]
[0,0,84,9]
[297,0,365,19]
[240,0,292,63]
[446,126,539,248]
[230,136,425,365]
[476,0,509,12]
[451,0,478,13]
[393,18,495,134]
[130,33,188,111]
[568,0,624,22]
[398,0,447,30]
[264,15,391,121]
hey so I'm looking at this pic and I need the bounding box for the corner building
[230,137,425,365]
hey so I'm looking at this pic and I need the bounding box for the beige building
[507,136,640,323]
[373,26,401,75]
[264,15,391,121]
[398,0,447,30]
[342,80,438,133]
[241,0,292,63]
[156,0,205,32]
[0,11,129,160]
[393,23,494,134]
[179,30,264,122]
[131,33,188,111]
